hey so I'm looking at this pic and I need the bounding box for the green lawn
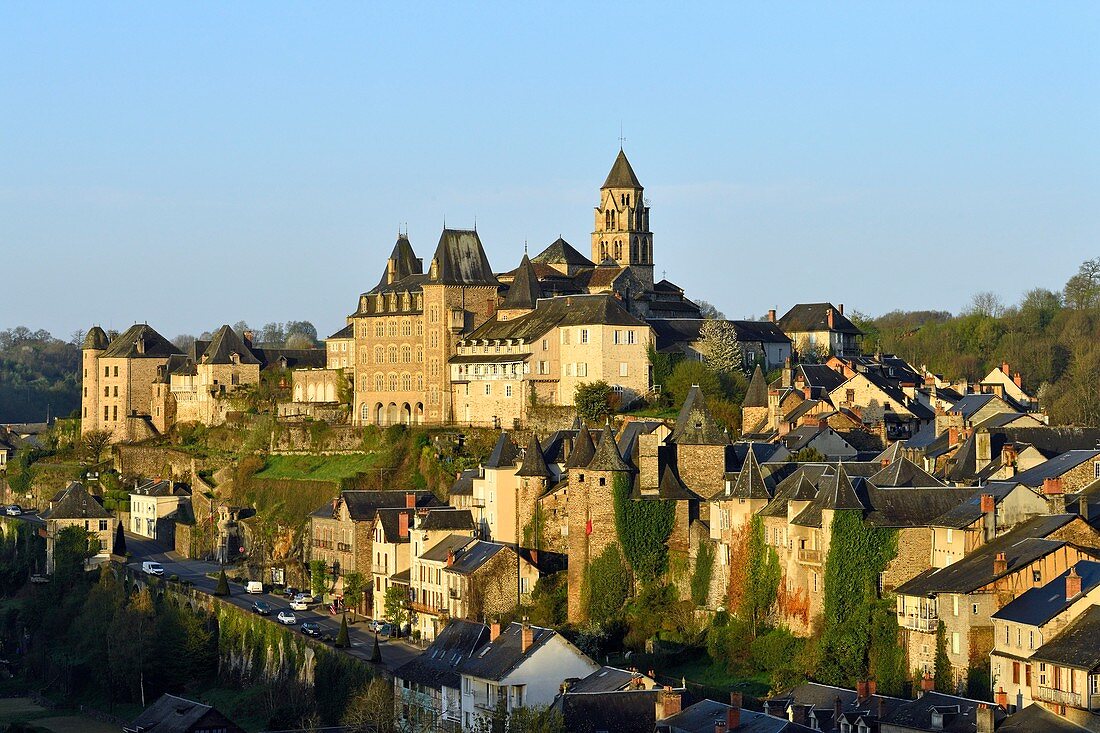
[254,453,379,482]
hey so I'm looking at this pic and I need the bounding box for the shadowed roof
[564,424,596,468]
[516,434,552,478]
[588,424,631,472]
[744,364,769,408]
[101,323,183,359]
[602,149,642,189]
[500,255,541,310]
[82,326,109,350]
[200,325,261,365]
[532,237,594,267]
[429,229,499,286]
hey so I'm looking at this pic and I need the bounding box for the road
[124,533,422,673]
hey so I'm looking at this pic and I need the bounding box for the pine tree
[335,613,350,648]
[112,523,127,556]
[214,569,230,597]
[370,631,382,663]
[934,621,953,692]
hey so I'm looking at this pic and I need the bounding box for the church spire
[592,149,653,290]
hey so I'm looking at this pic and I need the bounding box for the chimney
[881,458,890,467]
[521,618,534,653]
[993,551,1007,575]
[767,308,776,323]
[1002,361,1010,375]
[728,693,742,730]
[1043,478,1066,513]
[405,492,416,508]
[398,511,409,538]
[788,703,810,726]
[714,721,726,733]
[1080,496,1091,522]
[1042,477,1064,496]
[486,297,496,317]
[981,494,996,542]
[868,680,877,698]
[827,308,835,329]
[446,550,455,567]
[1013,372,1022,388]
[1066,565,1082,600]
[136,336,146,355]
[948,427,960,446]
[804,386,813,400]
[834,696,843,728]
[489,619,501,641]
[994,688,1008,708]
[976,704,995,733]
[856,681,869,702]
[658,687,682,719]
[876,695,885,720]
[243,330,254,346]
[920,673,934,693]
[1002,443,1017,468]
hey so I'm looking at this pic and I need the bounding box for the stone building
[41,481,116,572]
[128,478,190,543]
[775,302,862,358]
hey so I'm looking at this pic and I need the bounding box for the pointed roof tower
[588,423,631,472]
[730,448,770,500]
[532,237,595,268]
[500,255,541,312]
[655,466,700,500]
[516,434,552,479]
[602,149,642,189]
[564,423,596,469]
[429,229,498,286]
[672,386,731,445]
[744,365,769,408]
[201,325,261,365]
[819,464,864,511]
[82,326,109,351]
[379,233,423,288]
[485,432,521,469]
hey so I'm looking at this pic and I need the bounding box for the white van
[246,581,264,594]
[142,561,164,576]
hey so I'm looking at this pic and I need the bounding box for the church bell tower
[592,149,654,291]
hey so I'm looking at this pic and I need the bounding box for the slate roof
[641,466,701,501]
[744,365,769,408]
[44,482,111,520]
[568,666,643,694]
[531,237,594,268]
[869,457,944,487]
[393,619,489,691]
[101,323,183,359]
[376,507,415,543]
[429,229,499,286]
[501,255,541,310]
[376,234,423,290]
[861,485,974,528]
[930,483,1018,529]
[602,149,642,189]
[997,704,1086,733]
[82,326,109,350]
[130,479,191,498]
[1029,604,1100,670]
[588,424,631,472]
[662,699,805,733]
[777,303,862,335]
[874,442,906,465]
[818,465,863,510]
[125,693,237,733]
[486,432,521,469]
[199,325,261,365]
[327,323,353,339]
[730,448,771,500]
[250,346,326,370]
[516,434,553,478]
[992,561,1100,626]
[766,683,903,729]
[559,690,659,733]
[672,385,730,445]
[461,294,645,344]
[459,621,559,681]
[446,540,508,575]
[418,508,475,532]
[895,515,1081,596]
[449,468,479,497]
[1011,450,1100,489]
[564,424,596,468]
[310,490,439,521]
[943,393,997,420]
[421,534,476,563]
[798,364,849,393]
[882,691,1006,733]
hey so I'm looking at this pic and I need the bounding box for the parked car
[141,561,165,576]
[300,621,322,637]
[276,610,297,625]
[246,581,263,594]
[290,595,310,611]
[5,505,22,516]
[377,623,394,637]
[367,619,384,632]
[251,601,271,616]
[282,586,300,598]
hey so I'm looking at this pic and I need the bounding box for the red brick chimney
[446,550,455,567]
[1066,566,1082,600]
[994,551,1007,575]
[398,511,409,538]
[1002,361,1010,375]
[728,693,742,730]
[767,308,776,323]
[490,619,501,641]
[1013,372,1023,388]
[981,493,995,513]
[1042,477,1064,496]
[994,688,1008,708]
[920,672,934,693]
[521,619,534,653]
[948,427,960,446]
[856,680,869,701]
[827,308,835,329]
[657,687,682,719]
[405,492,416,508]
[1002,443,1017,468]
[868,680,877,697]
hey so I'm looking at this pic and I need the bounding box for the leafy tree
[646,344,679,401]
[690,540,716,606]
[469,701,565,733]
[583,544,630,625]
[335,613,350,648]
[574,381,614,423]
[528,572,567,627]
[1064,257,1100,309]
[695,300,726,320]
[309,559,329,598]
[53,525,95,582]
[934,621,953,692]
[740,516,780,636]
[966,291,1005,318]
[787,447,826,462]
[214,569,230,596]
[666,359,722,406]
[383,585,411,635]
[343,572,366,618]
[698,319,742,375]
[342,678,395,732]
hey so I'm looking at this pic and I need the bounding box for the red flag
[585,519,593,535]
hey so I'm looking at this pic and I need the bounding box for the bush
[574,381,615,423]
[584,545,630,625]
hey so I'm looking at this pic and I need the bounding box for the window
[812,573,818,592]
[626,330,636,344]
[1033,569,1042,583]
[1029,630,1034,649]
[104,366,109,377]
[614,330,621,345]
[1095,461,1100,479]
[104,406,109,421]
[577,363,588,377]
[951,632,960,655]
[619,362,628,377]
[1012,662,1020,685]
[541,339,548,351]
[113,366,119,377]
[580,329,589,344]
[953,595,959,616]
[946,528,953,543]
[104,386,109,397]
[375,373,385,391]
[99,520,108,531]
[561,330,570,345]
[504,385,512,398]
[485,384,492,395]
[112,405,117,421]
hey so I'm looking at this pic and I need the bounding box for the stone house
[1021,604,1100,725]
[128,478,190,543]
[41,481,116,572]
[990,560,1100,709]
[393,619,490,732]
[928,483,1052,568]
[775,302,862,358]
[124,693,245,733]
[458,620,599,731]
[895,514,1100,690]
[648,317,792,370]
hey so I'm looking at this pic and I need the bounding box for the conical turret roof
[516,434,552,479]
[501,255,541,311]
[82,326,109,350]
[564,423,596,468]
[485,432,521,469]
[743,365,768,408]
[819,464,864,511]
[588,424,630,472]
[602,149,642,189]
[730,448,770,500]
[672,386,730,445]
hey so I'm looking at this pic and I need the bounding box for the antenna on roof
[473,215,477,231]
[524,240,528,255]
[619,121,625,150]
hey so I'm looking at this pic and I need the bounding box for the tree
[214,570,230,596]
[53,525,95,582]
[285,320,319,345]
[583,544,630,625]
[1064,257,1100,310]
[342,678,395,732]
[695,300,726,320]
[82,429,113,464]
[574,381,614,423]
[309,559,329,598]
[666,359,722,406]
[112,523,127,556]
[343,572,366,619]
[698,319,742,375]
[739,516,780,637]
[933,621,953,692]
[966,291,1005,318]
[335,613,350,648]
[284,333,316,350]
[383,585,411,636]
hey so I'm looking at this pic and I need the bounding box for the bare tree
[83,429,113,464]
[966,291,1005,318]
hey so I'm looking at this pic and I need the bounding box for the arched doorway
[401,403,412,425]
[375,403,385,425]
[415,403,424,424]
[388,402,399,425]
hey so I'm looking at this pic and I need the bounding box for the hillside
[0,328,81,422]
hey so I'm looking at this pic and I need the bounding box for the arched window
[416,346,424,362]
[614,241,623,259]
[416,375,424,390]
[632,237,639,260]
[600,242,608,260]
[402,320,412,336]
[641,238,649,262]
[388,320,397,337]
[374,346,384,364]
[402,373,412,391]
[374,373,385,391]
[360,403,369,421]
[402,345,412,363]
[388,373,399,391]
[605,210,611,229]
[388,345,398,363]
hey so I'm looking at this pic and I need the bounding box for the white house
[129,479,190,542]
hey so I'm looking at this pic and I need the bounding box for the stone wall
[271,424,366,453]
[115,445,198,481]
[525,405,579,434]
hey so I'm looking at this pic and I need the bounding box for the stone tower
[80,326,109,431]
[592,149,654,291]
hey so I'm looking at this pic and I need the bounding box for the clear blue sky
[2,3,1097,340]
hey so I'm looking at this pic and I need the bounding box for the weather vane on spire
[619,121,626,150]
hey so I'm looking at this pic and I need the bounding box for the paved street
[124,532,422,672]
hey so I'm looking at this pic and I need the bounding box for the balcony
[410,600,443,616]
[898,614,939,633]
[337,542,352,553]
[1034,686,1082,708]
[797,548,822,565]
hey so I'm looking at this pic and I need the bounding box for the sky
[1,3,1098,340]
